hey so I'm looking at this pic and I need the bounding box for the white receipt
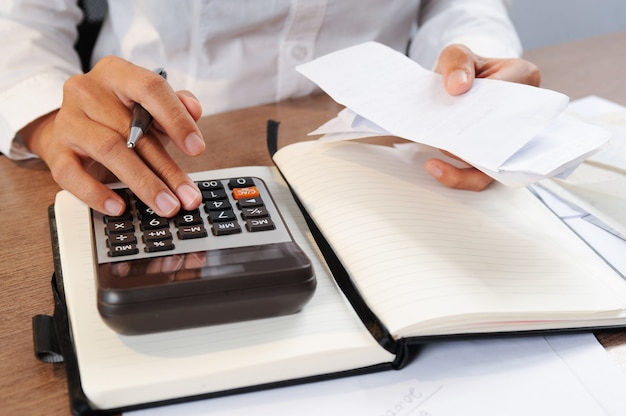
[296,42,610,186]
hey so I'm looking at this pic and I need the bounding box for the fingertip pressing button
[155,191,179,217]
[177,183,202,209]
[104,198,125,217]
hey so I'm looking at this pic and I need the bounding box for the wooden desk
[525,30,626,105]
[2,31,626,415]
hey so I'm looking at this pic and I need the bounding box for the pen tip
[127,126,143,149]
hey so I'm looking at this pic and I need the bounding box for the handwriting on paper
[372,380,442,416]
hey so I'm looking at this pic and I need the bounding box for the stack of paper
[296,42,611,186]
[539,95,626,238]
[568,95,626,174]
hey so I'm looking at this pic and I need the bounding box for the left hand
[425,44,541,191]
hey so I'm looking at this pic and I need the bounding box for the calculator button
[144,239,176,253]
[201,189,228,201]
[173,210,203,227]
[134,198,160,216]
[241,206,269,219]
[228,177,255,189]
[106,220,134,234]
[177,224,208,239]
[237,197,264,208]
[246,218,275,232]
[136,206,159,220]
[212,221,242,236]
[140,216,169,231]
[204,200,232,211]
[197,180,224,191]
[108,243,139,257]
[143,229,173,242]
[232,186,260,200]
[208,210,237,223]
[108,232,137,246]
[103,211,133,222]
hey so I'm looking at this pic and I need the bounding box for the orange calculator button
[232,186,260,200]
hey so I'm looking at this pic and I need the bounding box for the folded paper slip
[297,41,610,185]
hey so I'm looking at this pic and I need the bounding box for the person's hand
[425,44,541,191]
[20,56,205,217]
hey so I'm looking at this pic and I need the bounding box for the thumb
[436,44,477,96]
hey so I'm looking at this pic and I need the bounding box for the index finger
[92,58,206,156]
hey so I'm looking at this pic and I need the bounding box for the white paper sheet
[567,95,626,173]
[530,183,626,276]
[127,333,626,416]
[541,96,626,237]
[297,42,610,186]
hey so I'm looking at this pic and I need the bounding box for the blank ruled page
[274,141,626,338]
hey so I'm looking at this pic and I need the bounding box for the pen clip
[154,67,168,80]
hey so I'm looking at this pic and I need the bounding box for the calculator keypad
[92,177,292,264]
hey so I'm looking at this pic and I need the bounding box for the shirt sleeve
[410,0,523,70]
[0,0,84,159]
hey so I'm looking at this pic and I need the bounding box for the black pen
[126,68,168,149]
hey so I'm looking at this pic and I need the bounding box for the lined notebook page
[273,141,626,338]
[55,166,394,410]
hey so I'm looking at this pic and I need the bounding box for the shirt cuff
[0,71,68,160]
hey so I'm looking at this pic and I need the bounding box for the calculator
[91,176,316,335]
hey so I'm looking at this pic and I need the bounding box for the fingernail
[176,182,201,209]
[185,132,205,155]
[155,191,179,216]
[104,198,124,216]
[425,163,443,178]
[448,69,469,87]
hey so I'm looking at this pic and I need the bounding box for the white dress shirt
[0,0,522,159]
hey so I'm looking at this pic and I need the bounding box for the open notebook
[47,140,626,414]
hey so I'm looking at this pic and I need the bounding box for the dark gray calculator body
[91,176,315,335]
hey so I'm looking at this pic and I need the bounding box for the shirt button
[291,45,308,60]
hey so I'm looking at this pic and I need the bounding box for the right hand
[20,56,205,218]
